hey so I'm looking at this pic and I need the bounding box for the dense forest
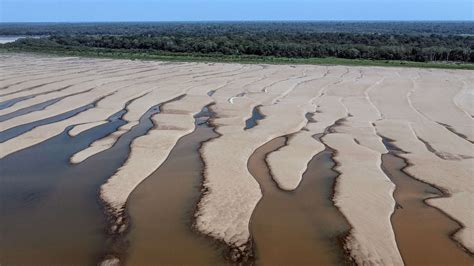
[1,22,473,36]
[1,22,473,64]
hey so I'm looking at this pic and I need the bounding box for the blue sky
[1,0,473,22]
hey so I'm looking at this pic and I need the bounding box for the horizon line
[1,19,474,24]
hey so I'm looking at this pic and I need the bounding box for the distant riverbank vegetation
[1,22,473,68]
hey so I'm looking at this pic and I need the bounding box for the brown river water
[124,123,229,265]
[382,153,474,265]
[0,120,126,265]
[2,109,472,265]
[248,136,351,265]
[0,104,160,265]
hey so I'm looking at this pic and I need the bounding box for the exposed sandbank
[1,53,472,264]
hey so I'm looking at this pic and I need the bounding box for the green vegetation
[1,22,473,69]
[1,22,473,36]
[3,46,473,70]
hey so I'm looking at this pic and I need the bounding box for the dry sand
[1,53,472,264]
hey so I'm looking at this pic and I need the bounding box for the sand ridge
[1,53,473,264]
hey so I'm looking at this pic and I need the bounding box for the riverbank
[1,47,473,70]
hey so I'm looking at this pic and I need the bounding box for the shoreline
[383,141,474,259]
[2,49,474,70]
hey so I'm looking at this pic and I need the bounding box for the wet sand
[382,153,474,265]
[125,123,228,265]
[249,137,351,265]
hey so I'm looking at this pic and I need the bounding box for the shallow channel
[0,105,162,265]
[382,153,474,265]
[125,118,229,265]
[248,136,351,265]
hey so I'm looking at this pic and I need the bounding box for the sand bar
[1,54,472,264]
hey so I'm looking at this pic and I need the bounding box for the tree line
[5,30,473,63]
[1,22,473,36]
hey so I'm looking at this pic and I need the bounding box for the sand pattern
[1,54,473,264]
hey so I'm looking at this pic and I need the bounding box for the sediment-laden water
[248,136,351,265]
[0,104,161,265]
[0,121,122,265]
[125,121,228,265]
[382,153,474,265]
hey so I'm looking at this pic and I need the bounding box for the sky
[1,0,473,22]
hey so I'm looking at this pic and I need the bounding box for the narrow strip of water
[125,117,229,265]
[248,136,351,265]
[381,147,474,265]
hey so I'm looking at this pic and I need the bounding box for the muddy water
[0,121,121,265]
[0,106,161,265]
[125,122,228,265]
[249,137,351,265]
[382,153,474,265]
